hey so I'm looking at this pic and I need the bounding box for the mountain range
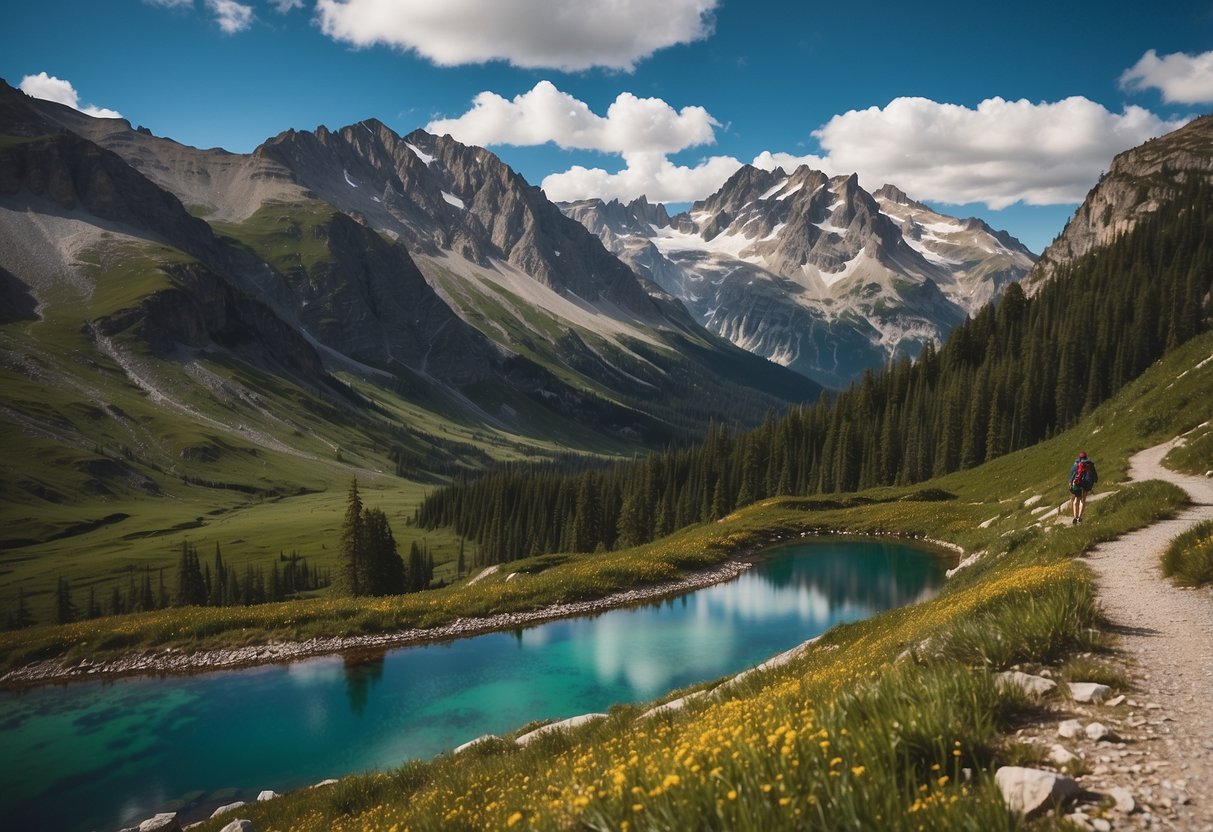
[561,168,1037,388]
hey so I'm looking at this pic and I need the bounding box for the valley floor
[1082,439,1213,830]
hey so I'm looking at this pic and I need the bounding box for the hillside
[0,79,818,621]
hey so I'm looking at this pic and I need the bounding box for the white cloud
[800,96,1186,208]
[207,0,254,32]
[270,0,303,10]
[427,81,717,156]
[314,0,717,71]
[18,72,123,119]
[542,151,744,203]
[1121,49,1213,104]
[143,0,193,7]
[429,84,1185,210]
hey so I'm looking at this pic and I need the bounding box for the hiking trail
[1082,437,1213,830]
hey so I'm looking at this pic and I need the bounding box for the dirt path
[1084,438,1213,830]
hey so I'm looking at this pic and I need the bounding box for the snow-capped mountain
[562,166,1037,388]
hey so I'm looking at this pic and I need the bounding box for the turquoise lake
[0,539,945,831]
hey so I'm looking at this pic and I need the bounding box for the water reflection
[342,650,387,716]
[0,540,944,832]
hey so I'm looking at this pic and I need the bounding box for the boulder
[515,713,608,746]
[1048,744,1079,765]
[995,766,1080,816]
[453,734,500,754]
[995,671,1058,698]
[138,814,182,832]
[1058,719,1084,739]
[211,801,246,819]
[1068,682,1112,703]
[256,790,279,802]
[219,821,254,832]
[1085,722,1111,741]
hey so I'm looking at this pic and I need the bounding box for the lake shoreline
[0,560,757,689]
[1,531,960,689]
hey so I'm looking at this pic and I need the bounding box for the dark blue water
[0,540,944,831]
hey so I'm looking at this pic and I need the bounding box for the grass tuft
[1161,519,1213,586]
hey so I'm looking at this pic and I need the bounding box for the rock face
[1026,115,1213,289]
[562,169,1035,387]
[995,766,1081,816]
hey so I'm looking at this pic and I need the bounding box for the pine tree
[337,478,365,596]
[55,577,76,625]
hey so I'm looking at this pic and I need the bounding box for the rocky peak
[1026,115,1213,290]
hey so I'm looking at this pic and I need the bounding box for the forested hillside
[417,178,1213,562]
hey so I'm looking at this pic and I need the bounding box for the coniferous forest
[416,178,1213,563]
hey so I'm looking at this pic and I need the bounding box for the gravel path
[1085,438,1213,830]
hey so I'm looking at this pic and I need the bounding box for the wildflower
[851,766,866,777]
[632,803,644,813]
[727,790,737,800]
[507,811,523,827]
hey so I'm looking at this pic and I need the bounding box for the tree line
[415,177,1213,563]
[4,544,330,630]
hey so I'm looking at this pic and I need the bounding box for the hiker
[1068,451,1098,524]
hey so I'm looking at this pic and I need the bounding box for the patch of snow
[776,183,803,200]
[441,191,465,210]
[554,250,561,257]
[903,235,964,266]
[371,196,381,203]
[406,143,435,165]
[815,253,865,289]
[343,169,358,188]
[759,179,789,200]
[648,223,764,263]
[813,219,849,237]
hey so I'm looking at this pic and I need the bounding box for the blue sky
[4,0,1212,252]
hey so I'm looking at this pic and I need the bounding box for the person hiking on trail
[1068,451,1098,525]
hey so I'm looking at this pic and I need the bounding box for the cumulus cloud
[270,0,303,10]
[1121,49,1213,104]
[315,0,717,71]
[143,0,193,7]
[427,81,717,156]
[429,84,1185,209]
[207,0,254,32]
[543,152,744,203]
[801,96,1185,208]
[18,72,123,119]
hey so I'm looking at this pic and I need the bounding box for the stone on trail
[1068,682,1112,703]
[1106,694,1126,707]
[1058,719,1084,739]
[995,766,1080,816]
[995,670,1057,698]
[1085,722,1111,741]
[219,821,254,832]
[1109,785,1136,813]
[256,790,279,802]
[210,801,246,818]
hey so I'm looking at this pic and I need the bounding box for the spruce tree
[337,478,365,596]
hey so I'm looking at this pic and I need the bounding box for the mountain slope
[1026,114,1213,289]
[563,167,1036,388]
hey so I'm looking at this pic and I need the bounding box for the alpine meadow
[3,3,1213,831]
